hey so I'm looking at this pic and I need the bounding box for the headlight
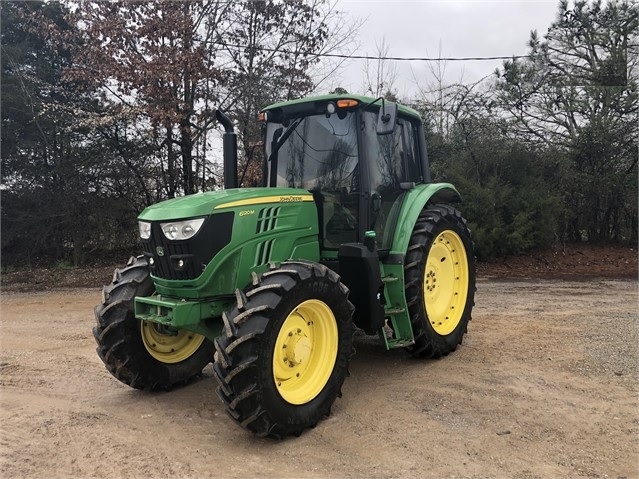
[160,218,205,241]
[139,221,151,240]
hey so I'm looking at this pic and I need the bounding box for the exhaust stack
[215,110,238,190]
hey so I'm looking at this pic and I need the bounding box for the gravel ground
[0,278,637,478]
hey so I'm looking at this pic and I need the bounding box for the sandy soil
[1,279,637,478]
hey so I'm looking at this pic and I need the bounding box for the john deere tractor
[93,94,476,438]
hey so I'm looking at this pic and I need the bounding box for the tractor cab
[261,95,429,255]
[259,95,438,337]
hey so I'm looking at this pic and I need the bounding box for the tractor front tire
[93,256,214,390]
[404,204,476,358]
[213,261,354,438]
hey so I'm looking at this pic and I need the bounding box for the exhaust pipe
[215,110,238,190]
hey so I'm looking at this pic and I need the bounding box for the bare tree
[362,37,398,99]
[216,0,361,186]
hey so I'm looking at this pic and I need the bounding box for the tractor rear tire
[213,261,354,438]
[93,255,214,390]
[404,204,476,358]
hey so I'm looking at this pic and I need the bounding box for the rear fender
[390,183,461,258]
[378,183,461,349]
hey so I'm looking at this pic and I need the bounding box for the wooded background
[2,0,637,267]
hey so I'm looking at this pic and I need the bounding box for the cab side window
[403,122,421,182]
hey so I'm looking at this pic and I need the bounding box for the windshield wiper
[269,117,304,163]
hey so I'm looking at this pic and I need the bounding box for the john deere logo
[279,195,304,203]
[156,246,165,257]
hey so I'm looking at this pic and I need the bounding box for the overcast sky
[328,0,561,97]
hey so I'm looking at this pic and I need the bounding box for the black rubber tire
[93,255,214,390]
[404,204,476,358]
[213,261,355,438]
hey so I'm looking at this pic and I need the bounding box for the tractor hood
[138,188,314,221]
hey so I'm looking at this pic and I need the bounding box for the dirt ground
[1,274,637,478]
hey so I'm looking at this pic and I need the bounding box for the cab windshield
[265,112,358,191]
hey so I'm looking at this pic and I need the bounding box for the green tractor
[93,94,476,438]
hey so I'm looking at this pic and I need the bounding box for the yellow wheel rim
[423,230,469,336]
[141,321,206,364]
[272,299,338,405]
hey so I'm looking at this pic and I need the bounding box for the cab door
[360,112,422,251]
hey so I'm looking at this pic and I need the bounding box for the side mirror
[376,102,397,135]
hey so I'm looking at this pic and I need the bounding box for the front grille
[141,212,234,281]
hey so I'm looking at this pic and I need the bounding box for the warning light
[336,99,359,108]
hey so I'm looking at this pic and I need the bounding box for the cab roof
[261,94,422,123]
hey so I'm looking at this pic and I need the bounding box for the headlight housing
[160,218,205,241]
[139,221,151,240]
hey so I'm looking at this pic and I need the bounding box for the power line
[205,40,529,62]
[320,51,528,62]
